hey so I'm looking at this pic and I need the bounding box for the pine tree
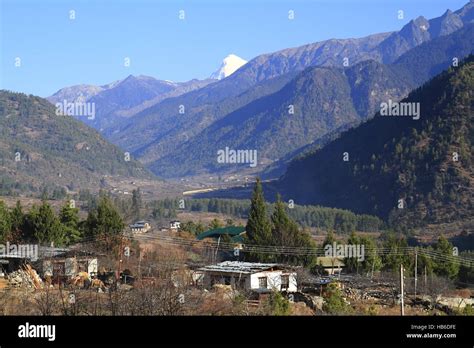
[434,235,460,279]
[360,235,382,274]
[29,201,66,246]
[344,232,360,272]
[246,178,272,246]
[59,200,82,245]
[131,188,143,220]
[208,218,223,230]
[10,201,25,242]
[85,196,125,251]
[0,201,12,243]
[271,195,292,246]
[323,230,336,247]
[268,194,316,265]
[382,233,412,273]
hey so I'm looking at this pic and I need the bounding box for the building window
[210,275,219,286]
[237,277,246,289]
[281,275,290,290]
[258,277,267,289]
[53,262,66,276]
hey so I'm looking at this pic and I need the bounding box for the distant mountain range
[263,23,474,178]
[48,76,215,131]
[0,91,151,196]
[45,1,474,181]
[143,22,474,178]
[275,55,474,228]
[150,60,412,177]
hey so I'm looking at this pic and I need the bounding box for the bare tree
[33,287,59,315]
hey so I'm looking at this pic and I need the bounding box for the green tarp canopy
[196,226,246,242]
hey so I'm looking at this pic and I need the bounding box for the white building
[198,261,297,292]
[170,220,181,230]
[129,221,151,234]
[42,256,98,278]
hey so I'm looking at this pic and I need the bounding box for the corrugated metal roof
[38,247,70,258]
[199,261,282,274]
[0,246,68,260]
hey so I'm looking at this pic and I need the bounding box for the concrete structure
[170,220,181,230]
[198,261,297,292]
[129,221,151,234]
[42,256,98,278]
[0,246,68,274]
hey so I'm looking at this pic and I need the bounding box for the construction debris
[7,265,43,289]
[71,272,91,288]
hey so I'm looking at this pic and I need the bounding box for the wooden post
[214,236,221,264]
[117,235,123,282]
[371,250,376,279]
[414,248,418,298]
[137,248,141,282]
[400,264,405,316]
[424,265,427,294]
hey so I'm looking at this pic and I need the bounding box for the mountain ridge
[108,1,474,176]
[0,90,152,196]
[145,23,474,178]
[275,55,474,228]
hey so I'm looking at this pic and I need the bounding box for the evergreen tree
[208,218,223,230]
[344,232,360,272]
[245,179,272,262]
[433,235,460,279]
[180,221,206,236]
[29,201,66,246]
[131,188,143,220]
[271,195,293,246]
[323,230,336,247]
[265,291,290,315]
[0,201,12,242]
[9,201,25,242]
[246,178,272,246]
[85,196,124,251]
[382,233,412,273]
[323,283,352,314]
[359,235,382,274]
[59,200,82,245]
[273,195,315,262]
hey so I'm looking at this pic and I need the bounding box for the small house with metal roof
[198,261,297,292]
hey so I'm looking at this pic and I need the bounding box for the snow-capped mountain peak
[210,54,247,80]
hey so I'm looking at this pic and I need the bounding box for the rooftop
[0,246,69,260]
[316,257,345,268]
[199,261,283,274]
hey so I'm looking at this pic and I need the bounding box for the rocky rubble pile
[7,265,43,289]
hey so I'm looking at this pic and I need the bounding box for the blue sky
[0,0,468,97]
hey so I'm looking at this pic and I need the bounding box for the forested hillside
[277,56,474,229]
[0,91,151,196]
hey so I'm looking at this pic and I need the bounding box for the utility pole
[371,250,376,279]
[214,236,221,264]
[137,249,141,282]
[414,248,418,298]
[400,264,405,316]
[117,235,123,282]
[424,265,427,294]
